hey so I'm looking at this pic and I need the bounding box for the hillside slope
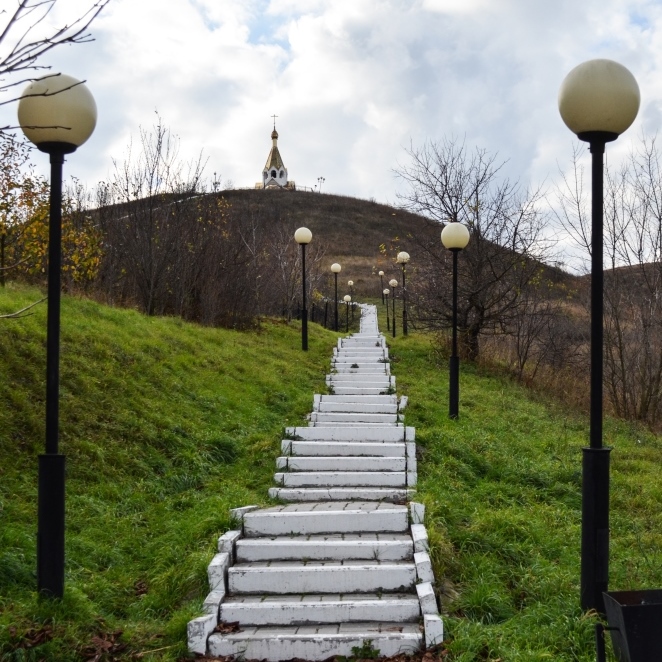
[220,188,439,292]
[0,283,338,660]
[2,285,660,661]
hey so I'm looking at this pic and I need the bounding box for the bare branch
[0,296,46,318]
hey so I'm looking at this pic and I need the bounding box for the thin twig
[0,296,46,318]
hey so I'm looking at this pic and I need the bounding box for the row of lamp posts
[21,61,652,651]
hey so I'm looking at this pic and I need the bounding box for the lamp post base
[581,446,611,613]
[37,454,66,598]
[449,355,459,419]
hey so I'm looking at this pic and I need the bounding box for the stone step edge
[268,487,415,502]
[206,624,425,661]
[187,500,433,655]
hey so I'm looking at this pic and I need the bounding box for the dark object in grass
[602,589,662,662]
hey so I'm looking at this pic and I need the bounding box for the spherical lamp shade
[331,263,341,273]
[348,280,354,287]
[558,59,640,139]
[397,251,410,264]
[294,227,312,244]
[343,295,351,302]
[18,74,97,150]
[383,288,390,295]
[389,279,398,288]
[378,270,384,276]
[441,222,470,250]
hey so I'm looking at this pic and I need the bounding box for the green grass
[0,282,340,661]
[385,323,662,662]
[3,287,661,661]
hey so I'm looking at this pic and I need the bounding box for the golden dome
[271,129,278,140]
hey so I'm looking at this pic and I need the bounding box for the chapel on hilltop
[255,119,296,190]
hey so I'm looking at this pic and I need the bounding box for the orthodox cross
[271,114,278,129]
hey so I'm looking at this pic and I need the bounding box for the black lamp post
[18,73,97,598]
[343,295,351,333]
[294,227,312,351]
[441,222,470,420]
[389,279,397,338]
[397,252,410,336]
[379,270,385,304]
[348,280,354,322]
[331,263,341,332]
[384,288,390,331]
[558,58,640,613]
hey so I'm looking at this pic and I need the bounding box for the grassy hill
[0,283,339,660]
[220,188,442,294]
[1,285,661,661]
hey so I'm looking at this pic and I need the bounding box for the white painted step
[332,387,392,395]
[227,561,416,594]
[268,487,414,502]
[332,362,388,370]
[317,395,397,404]
[310,413,398,424]
[284,441,406,457]
[207,623,422,661]
[274,471,407,487]
[276,456,405,471]
[243,502,409,536]
[235,533,414,562]
[220,593,421,625]
[328,374,392,382]
[287,427,407,441]
[316,402,398,414]
[310,421,401,428]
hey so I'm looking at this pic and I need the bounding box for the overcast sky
[2,0,662,232]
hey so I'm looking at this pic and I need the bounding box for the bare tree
[0,0,109,120]
[395,137,551,359]
[556,134,662,427]
[95,116,207,315]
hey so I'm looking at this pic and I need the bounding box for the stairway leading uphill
[188,304,443,660]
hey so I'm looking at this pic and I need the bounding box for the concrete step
[243,502,409,537]
[331,387,392,395]
[268,487,414,502]
[287,427,407,441]
[317,395,398,405]
[310,412,398,424]
[227,560,416,594]
[310,421,401,428]
[316,402,398,413]
[328,374,392,382]
[235,533,414,562]
[207,623,422,661]
[276,456,405,472]
[274,471,407,487]
[283,441,406,457]
[220,593,421,625]
[332,368,390,376]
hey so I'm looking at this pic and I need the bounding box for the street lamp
[294,227,313,351]
[331,263,341,332]
[558,58,640,613]
[343,294,351,333]
[389,279,398,338]
[397,252,410,335]
[441,222,470,420]
[384,288,390,331]
[379,270,385,304]
[18,73,97,598]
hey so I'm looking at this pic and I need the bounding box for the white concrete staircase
[188,304,443,660]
